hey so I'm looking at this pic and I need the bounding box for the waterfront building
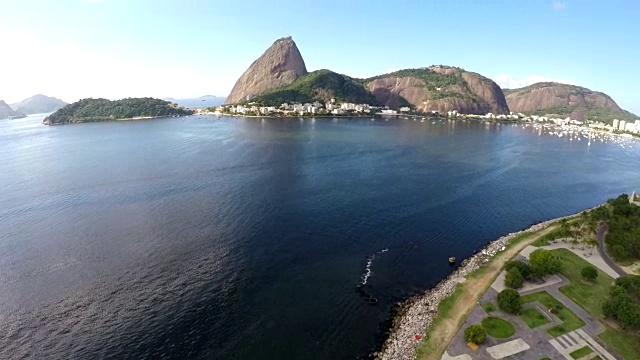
[619,120,627,131]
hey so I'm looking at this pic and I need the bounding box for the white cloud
[552,1,566,10]
[493,74,576,89]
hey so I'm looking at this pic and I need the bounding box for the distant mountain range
[0,100,26,119]
[10,94,67,115]
[224,36,638,124]
[164,95,226,109]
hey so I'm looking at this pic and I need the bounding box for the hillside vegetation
[248,70,380,106]
[504,82,638,124]
[43,98,192,125]
[363,67,469,100]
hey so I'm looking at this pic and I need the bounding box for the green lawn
[552,248,614,317]
[546,249,640,359]
[569,345,592,359]
[520,291,585,336]
[520,307,551,328]
[481,317,515,338]
[599,328,640,360]
[481,302,496,313]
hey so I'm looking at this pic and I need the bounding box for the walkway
[549,329,617,360]
[596,224,626,277]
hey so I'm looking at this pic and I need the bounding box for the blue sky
[2,0,639,113]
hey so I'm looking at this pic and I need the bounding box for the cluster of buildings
[211,99,374,116]
[200,102,640,136]
[612,119,640,133]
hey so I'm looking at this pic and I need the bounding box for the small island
[43,97,193,125]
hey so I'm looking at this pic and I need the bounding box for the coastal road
[596,223,626,277]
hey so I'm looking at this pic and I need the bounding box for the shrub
[505,260,532,279]
[581,265,598,281]
[464,324,486,344]
[497,289,522,314]
[505,268,525,289]
[529,249,561,278]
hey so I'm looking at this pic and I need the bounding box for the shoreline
[371,207,601,360]
[205,114,640,142]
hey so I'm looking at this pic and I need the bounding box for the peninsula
[375,195,640,360]
[43,97,192,125]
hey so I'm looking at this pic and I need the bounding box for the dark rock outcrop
[224,36,307,104]
[504,82,637,123]
[365,66,509,114]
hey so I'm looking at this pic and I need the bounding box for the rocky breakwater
[373,213,585,360]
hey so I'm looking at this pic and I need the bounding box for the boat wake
[359,248,389,286]
[356,249,389,305]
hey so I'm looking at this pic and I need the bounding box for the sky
[1,0,639,113]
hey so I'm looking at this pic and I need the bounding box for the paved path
[549,329,617,360]
[596,224,626,277]
[541,278,604,335]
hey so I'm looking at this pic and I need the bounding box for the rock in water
[224,36,307,105]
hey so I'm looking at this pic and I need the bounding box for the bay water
[1,114,638,359]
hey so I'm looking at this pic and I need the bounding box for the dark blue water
[0,114,638,359]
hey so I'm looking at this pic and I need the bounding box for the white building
[619,120,627,131]
[612,119,619,129]
[399,106,411,112]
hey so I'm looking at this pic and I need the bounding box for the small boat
[448,257,456,264]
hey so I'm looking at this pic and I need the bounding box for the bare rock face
[504,82,624,120]
[224,37,307,104]
[366,66,509,115]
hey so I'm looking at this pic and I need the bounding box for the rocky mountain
[11,94,67,114]
[364,66,509,114]
[224,36,307,105]
[249,69,379,106]
[0,100,26,119]
[504,82,637,123]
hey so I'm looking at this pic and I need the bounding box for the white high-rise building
[619,120,627,131]
[612,119,619,129]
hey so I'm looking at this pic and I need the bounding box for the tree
[505,260,532,279]
[464,324,486,344]
[602,284,640,329]
[497,289,522,314]
[581,266,598,281]
[529,249,561,278]
[505,268,525,289]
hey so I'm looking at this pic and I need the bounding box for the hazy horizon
[2,0,639,114]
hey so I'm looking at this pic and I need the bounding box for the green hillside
[363,67,465,91]
[43,98,192,125]
[248,70,380,106]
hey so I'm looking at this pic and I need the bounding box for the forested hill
[43,98,193,125]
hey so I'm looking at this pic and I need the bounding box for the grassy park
[519,307,550,328]
[481,317,515,338]
[520,291,585,337]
